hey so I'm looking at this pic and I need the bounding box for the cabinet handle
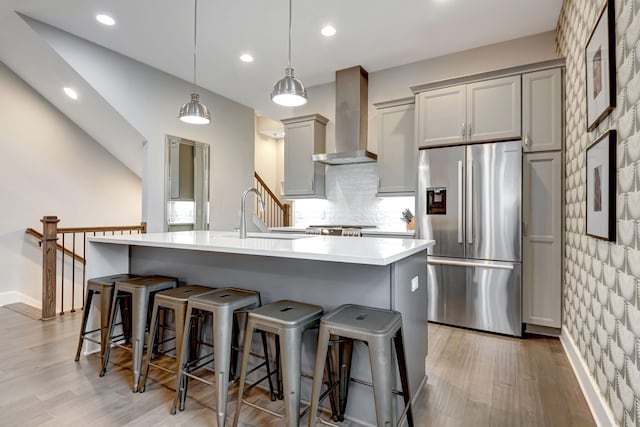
[468,123,472,139]
[377,177,381,188]
[461,123,466,139]
[524,221,528,236]
[525,134,531,148]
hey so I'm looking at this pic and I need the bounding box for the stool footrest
[349,376,406,397]
[241,398,284,419]
[148,362,176,375]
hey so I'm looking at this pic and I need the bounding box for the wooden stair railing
[26,216,146,320]
[254,172,291,228]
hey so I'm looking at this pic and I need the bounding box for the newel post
[41,216,59,320]
[283,204,291,227]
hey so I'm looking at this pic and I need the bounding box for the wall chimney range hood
[312,66,377,165]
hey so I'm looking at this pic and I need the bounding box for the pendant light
[179,0,211,124]
[271,0,308,107]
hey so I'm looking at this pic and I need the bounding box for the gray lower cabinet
[282,114,328,198]
[523,151,562,328]
[522,68,563,152]
[374,100,416,195]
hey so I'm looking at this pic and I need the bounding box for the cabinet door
[283,122,315,196]
[523,151,562,328]
[418,85,466,147]
[522,68,563,152]
[377,103,415,194]
[466,75,521,142]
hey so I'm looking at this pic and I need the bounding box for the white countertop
[88,231,433,266]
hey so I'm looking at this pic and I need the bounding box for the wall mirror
[165,135,210,231]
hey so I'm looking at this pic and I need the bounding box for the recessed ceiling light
[240,53,254,63]
[96,14,116,26]
[321,25,336,37]
[63,87,78,100]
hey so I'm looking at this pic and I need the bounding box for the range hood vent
[312,66,377,165]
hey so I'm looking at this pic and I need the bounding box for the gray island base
[86,231,433,426]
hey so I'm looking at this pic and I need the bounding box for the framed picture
[585,0,616,132]
[586,130,616,241]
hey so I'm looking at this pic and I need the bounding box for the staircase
[254,172,291,228]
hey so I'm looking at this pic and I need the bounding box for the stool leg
[213,306,234,427]
[139,302,161,393]
[275,336,283,399]
[99,287,115,367]
[394,328,413,427]
[260,331,276,401]
[130,290,149,392]
[308,324,331,427]
[232,319,255,427]
[172,304,194,415]
[368,336,394,427]
[337,337,354,421]
[74,289,94,361]
[173,303,187,383]
[280,328,303,427]
[100,290,122,377]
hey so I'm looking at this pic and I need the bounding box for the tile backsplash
[292,163,414,230]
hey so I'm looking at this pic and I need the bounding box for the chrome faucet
[239,187,265,239]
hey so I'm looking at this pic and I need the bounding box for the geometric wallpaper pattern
[557,0,640,425]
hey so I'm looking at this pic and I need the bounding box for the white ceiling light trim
[95,14,115,26]
[63,87,78,99]
[178,0,211,125]
[321,25,336,37]
[271,0,307,107]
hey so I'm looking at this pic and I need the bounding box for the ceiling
[0,0,563,118]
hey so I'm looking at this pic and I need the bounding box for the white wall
[27,19,255,232]
[254,116,280,195]
[0,61,141,305]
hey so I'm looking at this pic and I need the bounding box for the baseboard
[0,291,41,308]
[560,328,615,427]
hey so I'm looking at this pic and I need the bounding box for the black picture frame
[585,130,616,241]
[585,0,616,132]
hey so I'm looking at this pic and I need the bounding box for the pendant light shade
[271,0,308,107]
[179,93,211,124]
[179,0,211,124]
[271,67,308,107]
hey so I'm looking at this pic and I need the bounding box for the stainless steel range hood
[312,66,377,165]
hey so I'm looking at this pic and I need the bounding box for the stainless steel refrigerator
[417,140,522,336]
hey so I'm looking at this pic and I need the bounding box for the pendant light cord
[193,0,198,91]
[287,0,292,69]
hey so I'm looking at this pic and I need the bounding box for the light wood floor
[0,307,594,426]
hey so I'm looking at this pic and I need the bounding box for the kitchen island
[86,231,433,426]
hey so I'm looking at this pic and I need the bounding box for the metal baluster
[71,233,76,313]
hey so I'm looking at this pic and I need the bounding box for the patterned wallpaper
[557,0,640,425]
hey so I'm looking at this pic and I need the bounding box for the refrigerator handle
[467,162,473,244]
[457,161,463,244]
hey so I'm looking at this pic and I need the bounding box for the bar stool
[308,304,414,427]
[74,274,137,366]
[172,288,275,427]
[138,285,215,393]
[100,275,177,392]
[233,300,334,427]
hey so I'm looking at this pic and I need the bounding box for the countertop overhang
[88,231,434,266]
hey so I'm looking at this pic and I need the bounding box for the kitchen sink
[217,232,309,240]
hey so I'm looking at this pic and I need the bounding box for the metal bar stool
[308,304,414,427]
[74,274,138,367]
[138,285,215,393]
[172,288,276,427]
[233,300,338,427]
[100,275,177,392]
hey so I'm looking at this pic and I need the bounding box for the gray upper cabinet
[417,85,466,147]
[522,68,563,152]
[375,100,416,195]
[418,75,521,147]
[282,114,328,198]
[466,75,521,142]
